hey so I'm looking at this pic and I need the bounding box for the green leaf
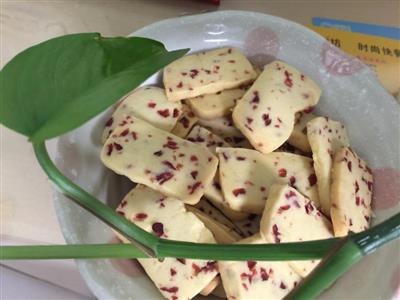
[0,33,188,142]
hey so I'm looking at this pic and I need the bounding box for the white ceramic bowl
[53,10,400,300]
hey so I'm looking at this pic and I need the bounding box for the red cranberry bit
[284,70,293,88]
[160,286,178,293]
[156,172,174,185]
[349,218,353,226]
[222,152,229,161]
[157,109,170,118]
[190,155,198,162]
[364,215,370,222]
[131,132,138,140]
[134,213,148,221]
[176,81,183,88]
[172,108,179,118]
[347,161,352,172]
[192,263,201,275]
[170,268,177,276]
[355,181,360,193]
[147,101,156,108]
[251,91,260,104]
[301,74,305,81]
[117,210,125,216]
[152,222,164,237]
[272,224,281,243]
[113,142,123,151]
[280,282,287,289]
[153,150,163,156]
[232,188,246,197]
[120,200,128,208]
[262,113,272,126]
[236,156,246,161]
[278,205,291,213]
[308,174,317,186]
[278,168,287,177]
[105,117,113,127]
[303,106,314,113]
[247,261,257,270]
[162,160,177,170]
[260,267,269,281]
[188,181,202,194]
[189,69,199,78]
[355,196,361,206]
[119,128,129,137]
[106,143,114,156]
[179,117,190,128]
[177,258,186,264]
[305,202,314,214]
[190,171,198,179]
[163,140,179,150]
[246,117,253,124]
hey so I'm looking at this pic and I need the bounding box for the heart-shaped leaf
[0,33,188,142]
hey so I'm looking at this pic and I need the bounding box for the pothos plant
[0,33,399,299]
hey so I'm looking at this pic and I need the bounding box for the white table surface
[1,0,399,298]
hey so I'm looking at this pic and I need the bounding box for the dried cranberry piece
[160,286,178,293]
[152,222,164,237]
[105,117,113,127]
[278,168,287,177]
[232,188,246,197]
[134,213,148,221]
[308,174,317,186]
[156,172,174,185]
[157,109,170,118]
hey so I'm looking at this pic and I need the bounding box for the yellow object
[309,25,400,95]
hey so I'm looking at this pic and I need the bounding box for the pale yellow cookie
[217,148,319,213]
[188,88,246,120]
[115,185,218,300]
[186,206,242,243]
[197,116,252,148]
[232,61,321,153]
[307,117,350,216]
[219,234,301,300]
[164,47,257,101]
[101,116,218,205]
[102,86,182,143]
[330,147,373,236]
[287,111,316,152]
[260,184,333,277]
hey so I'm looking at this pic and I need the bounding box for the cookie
[307,116,350,216]
[164,47,257,101]
[115,185,218,300]
[188,88,246,120]
[217,148,319,213]
[197,116,252,148]
[186,126,249,221]
[330,147,373,236]
[260,184,333,277]
[287,111,316,152]
[232,61,321,153]
[186,205,242,243]
[101,116,218,204]
[218,234,301,300]
[102,86,182,143]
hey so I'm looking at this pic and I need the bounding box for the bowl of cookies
[53,10,400,300]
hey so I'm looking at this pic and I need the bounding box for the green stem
[33,142,158,257]
[0,244,147,260]
[0,239,338,261]
[286,212,400,299]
